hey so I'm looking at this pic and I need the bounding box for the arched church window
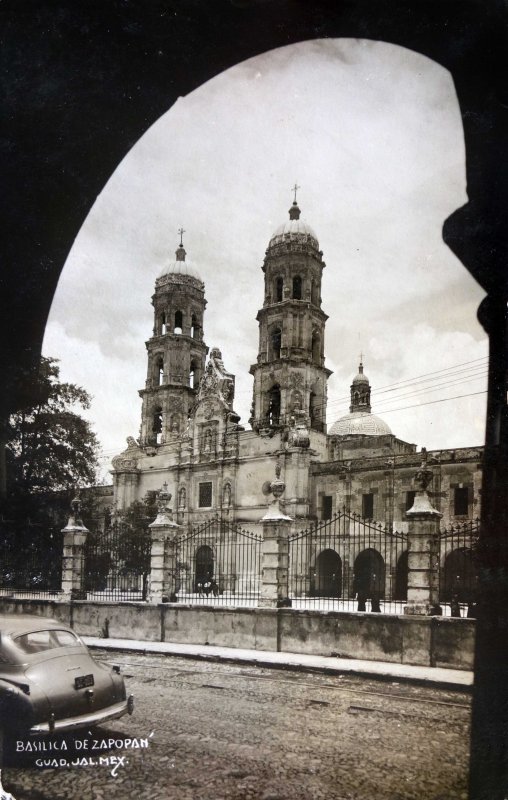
[271,327,282,360]
[267,385,281,426]
[293,275,302,300]
[311,331,321,364]
[174,310,183,334]
[152,407,163,445]
[275,276,283,302]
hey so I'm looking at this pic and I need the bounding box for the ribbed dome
[270,218,319,244]
[158,259,202,281]
[329,411,392,437]
[268,201,319,249]
[157,241,203,284]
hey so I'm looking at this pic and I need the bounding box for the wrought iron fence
[438,519,479,616]
[0,521,63,598]
[174,517,262,606]
[84,522,151,601]
[288,510,409,614]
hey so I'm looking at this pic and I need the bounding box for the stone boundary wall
[0,599,475,670]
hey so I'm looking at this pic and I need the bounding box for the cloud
[43,38,485,463]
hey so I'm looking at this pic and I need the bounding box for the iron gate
[175,517,262,606]
[438,518,479,612]
[288,509,409,613]
[0,521,63,598]
[84,522,151,601]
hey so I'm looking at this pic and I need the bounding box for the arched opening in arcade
[441,546,477,603]
[312,549,342,597]
[353,548,385,600]
[394,550,408,601]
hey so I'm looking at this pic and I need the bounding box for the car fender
[0,679,35,732]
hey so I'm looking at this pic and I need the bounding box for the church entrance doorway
[195,545,214,591]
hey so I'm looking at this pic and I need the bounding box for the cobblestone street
[3,651,471,800]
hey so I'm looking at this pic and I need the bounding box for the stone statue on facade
[286,406,310,449]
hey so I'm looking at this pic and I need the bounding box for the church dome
[156,239,204,286]
[329,360,392,437]
[329,411,392,437]
[158,258,202,281]
[268,200,319,250]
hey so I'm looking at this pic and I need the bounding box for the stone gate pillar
[259,462,292,608]
[148,483,180,603]
[61,495,89,599]
[404,450,442,616]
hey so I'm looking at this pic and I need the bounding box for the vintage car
[0,614,133,736]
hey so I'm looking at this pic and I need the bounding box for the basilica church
[111,196,482,532]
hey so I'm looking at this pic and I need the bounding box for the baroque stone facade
[110,197,482,532]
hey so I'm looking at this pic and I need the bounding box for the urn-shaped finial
[62,491,88,535]
[150,482,179,528]
[271,462,285,500]
[261,460,292,521]
[407,448,442,517]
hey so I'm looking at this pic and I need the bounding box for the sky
[43,38,488,480]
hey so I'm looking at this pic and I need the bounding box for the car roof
[0,614,67,636]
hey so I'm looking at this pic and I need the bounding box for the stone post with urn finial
[404,449,443,615]
[148,483,180,603]
[258,461,293,608]
[61,494,89,599]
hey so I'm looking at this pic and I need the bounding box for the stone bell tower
[139,232,208,446]
[249,189,331,434]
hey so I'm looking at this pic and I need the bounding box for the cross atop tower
[178,227,185,247]
[292,183,300,204]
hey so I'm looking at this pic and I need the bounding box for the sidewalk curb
[84,637,474,691]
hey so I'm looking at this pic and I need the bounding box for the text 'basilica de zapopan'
[111,195,482,532]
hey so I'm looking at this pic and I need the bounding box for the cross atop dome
[289,183,301,221]
[176,228,186,262]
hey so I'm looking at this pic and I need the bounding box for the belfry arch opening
[189,359,199,389]
[267,384,281,427]
[155,356,164,386]
[174,310,183,334]
[152,406,163,445]
[270,327,282,360]
[191,314,199,339]
[311,331,321,365]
